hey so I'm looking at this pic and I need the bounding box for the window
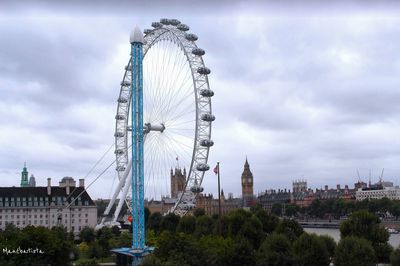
[85,213,88,217]
[85,219,88,224]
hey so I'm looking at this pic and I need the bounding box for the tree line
[271,197,400,219]
[3,206,400,265]
[142,207,400,266]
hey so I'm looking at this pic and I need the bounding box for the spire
[244,156,249,168]
[20,163,29,187]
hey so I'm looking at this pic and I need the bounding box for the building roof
[61,176,75,182]
[0,186,95,206]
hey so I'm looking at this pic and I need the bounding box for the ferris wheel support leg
[99,162,132,225]
[113,172,133,223]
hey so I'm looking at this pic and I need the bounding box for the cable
[63,158,116,210]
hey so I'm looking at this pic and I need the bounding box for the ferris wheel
[99,18,214,225]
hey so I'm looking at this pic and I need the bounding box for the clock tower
[241,157,254,206]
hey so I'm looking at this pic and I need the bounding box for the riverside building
[356,182,400,201]
[0,165,97,234]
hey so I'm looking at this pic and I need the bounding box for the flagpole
[217,162,221,235]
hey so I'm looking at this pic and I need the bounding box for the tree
[227,209,252,236]
[285,204,300,217]
[147,212,162,234]
[117,231,132,247]
[159,213,180,233]
[238,215,263,249]
[193,208,206,217]
[391,248,400,266]
[256,233,293,266]
[79,226,95,243]
[96,227,114,257]
[340,210,391,262]
[271,203,282,216]
[154,231,205,266]
[177,215,196,234]
[198,235,235,266]
[333,236,376,266]
[293,233,330,266]
[195,215,214,238]
[274,218,303,241]
[319,234,336,259]
[87,241,102,259]
[231,237,255,266]
[254,208,279,234]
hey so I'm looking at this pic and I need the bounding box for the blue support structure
[112,27,153,266]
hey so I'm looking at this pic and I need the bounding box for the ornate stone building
[241,158,254,207]
[170,167,186,198]
[196,190,241,216]
[0,168,97,234]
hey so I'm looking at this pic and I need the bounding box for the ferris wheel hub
[144,123,165,134]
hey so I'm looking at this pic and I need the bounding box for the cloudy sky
[1,1,400,199]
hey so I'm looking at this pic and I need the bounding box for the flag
[213,164,219,175]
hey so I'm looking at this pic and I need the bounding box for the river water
[304,228,400,248]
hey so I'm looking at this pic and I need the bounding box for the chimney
[325,185,328,191]
[79,179,84,188]
[47,178,51,195]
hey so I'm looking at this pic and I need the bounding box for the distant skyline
[1,1,400,199]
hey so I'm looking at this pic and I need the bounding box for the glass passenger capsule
[200,139,214,147]
[197,67,211,75]
[201,113,215,122]
[151,22,162,28]
[192,48,205,56]
[200,89,214,97]
[185,33,198,41]
[177,24,190,31]
[196,163,210,171]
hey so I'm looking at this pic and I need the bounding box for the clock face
[242,178,245,184]
[248,178,252,183]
